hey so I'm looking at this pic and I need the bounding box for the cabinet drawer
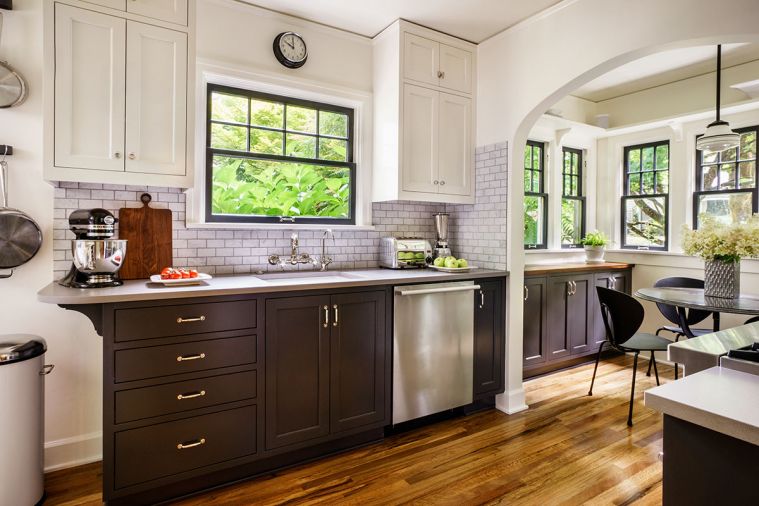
[115,371,257,424]
[114,300,256,342]
[114,405,256,489]
[114,335,256,383]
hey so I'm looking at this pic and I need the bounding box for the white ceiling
[240,0,563,43]
[573,43,759,102]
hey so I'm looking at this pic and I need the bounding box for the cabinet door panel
[523,277,548,367]
[591,270,632,350]
[568,275,593,355]
[547,277,571,360]
[265,296,330,450]
[330,291,387,433]
[125,22,187,175]
[402,84,438,193]
[438,93,472,196]
[127,0,188,25]
[474,280,504,396]
[54,4,125,171]
[439,44,472,94]
[403,33,439,87]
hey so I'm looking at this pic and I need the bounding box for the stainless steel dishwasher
[393,280,479,424]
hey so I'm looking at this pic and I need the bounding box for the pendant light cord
[716,44,722,122]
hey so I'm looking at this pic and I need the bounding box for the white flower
[682,214,759,261]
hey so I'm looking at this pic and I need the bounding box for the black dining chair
[589,287,673,427]
[648,277,717,379]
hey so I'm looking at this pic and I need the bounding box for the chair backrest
[653,277,712,326]
[596,286,644,349]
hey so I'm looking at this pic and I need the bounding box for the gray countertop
[644,366,759,446]
[668,322,759,375]
[37,268,508,305]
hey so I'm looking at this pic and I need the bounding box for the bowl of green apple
[429,256,477,272]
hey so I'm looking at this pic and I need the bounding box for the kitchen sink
[253,270,368,284]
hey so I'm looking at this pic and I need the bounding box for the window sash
[693,189,757,228]
[524,192,548,250]
[620,194,669,250]
[562,147,583,197]
[561,196,586,248]
[205,84,356,224]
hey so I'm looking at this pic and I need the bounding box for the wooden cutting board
[118,193,173,280]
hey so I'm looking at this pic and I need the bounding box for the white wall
[477,0,759,414]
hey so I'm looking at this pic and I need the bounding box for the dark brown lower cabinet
[524,267,632,378]
[265,290,388,450]
[474,279,505,397]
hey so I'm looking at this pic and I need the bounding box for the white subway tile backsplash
[52,145,508,278]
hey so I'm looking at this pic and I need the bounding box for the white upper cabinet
[46,2,191,186]
[403,34,439,88]
[54,4,126,172]
[402,84,438,193]
[127,0,188,26]
[125,22,187,175]
[439,44,473,95]
[373,21,476,205]
[403,33,472,95]
[437,92,472,196]
[80,0,188,25]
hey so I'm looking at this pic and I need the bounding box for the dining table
[635,287,759,338]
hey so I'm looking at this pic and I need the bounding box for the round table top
[635,287,759,316]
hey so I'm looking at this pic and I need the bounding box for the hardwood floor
[45,355,670,505]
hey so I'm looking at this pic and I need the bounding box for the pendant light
[696,44,741,153]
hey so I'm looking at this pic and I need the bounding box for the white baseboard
[44,431,102,472]
[496,387,529,414]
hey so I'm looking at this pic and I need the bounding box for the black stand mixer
[58,209,128,288]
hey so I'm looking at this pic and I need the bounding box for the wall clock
[273,32,307,69]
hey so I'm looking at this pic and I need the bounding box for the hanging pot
[0,153,42,278]
[0,13,28,109]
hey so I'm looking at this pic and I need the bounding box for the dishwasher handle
[397,284,481,297]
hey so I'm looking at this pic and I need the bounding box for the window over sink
[205,84,356,224]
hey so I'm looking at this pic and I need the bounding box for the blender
[433,213,452,258]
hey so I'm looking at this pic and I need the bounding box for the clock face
[274,32,307,68]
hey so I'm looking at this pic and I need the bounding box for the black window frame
[205,83,357,225]
[693,125,759,228]
[621,140,670,251]
[524,140,548,250]
[560,146,586,249]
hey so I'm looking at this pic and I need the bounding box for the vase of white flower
[682,215,759,299]
[704,258,740,298]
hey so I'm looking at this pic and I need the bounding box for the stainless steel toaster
[379,237,433,269]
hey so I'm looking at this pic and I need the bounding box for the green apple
[398,252,412,260]
[444,257,459,268]
[414,252,426,260]
[457,258,468,268]
[433,257,446,267]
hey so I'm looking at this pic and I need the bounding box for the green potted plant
[681,215,759,298]
[581,230,609,264]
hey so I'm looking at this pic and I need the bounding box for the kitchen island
[645,366,759,505]
[39,268,508,505]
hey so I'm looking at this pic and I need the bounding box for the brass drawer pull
[333,304,339,327]
[176,353,205,362]
[323,305,329,328]
[177,390,206,400]
[177,316,206,324]
[177,438,206,450]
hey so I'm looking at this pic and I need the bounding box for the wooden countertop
[524,262,633,276]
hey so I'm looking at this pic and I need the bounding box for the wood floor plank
[44,355,667,505]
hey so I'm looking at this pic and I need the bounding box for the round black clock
[273,32,308,69]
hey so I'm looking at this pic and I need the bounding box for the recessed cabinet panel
[127,0,188,25]
[402,84,438,193]
[592,271,632,350]
[474,280,504,397]
[403,33,439,87]
[523,277,548,367]
[438,93,472,196]
[81,0,125,9]
[54,5,126,172]
[439,44,472,94]
[125,22,187,175]
[547,275,594,359]
[567,276,593,355]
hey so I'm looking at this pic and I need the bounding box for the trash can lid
[0,335,47,365]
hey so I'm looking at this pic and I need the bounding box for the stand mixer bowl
[71,239,127,279]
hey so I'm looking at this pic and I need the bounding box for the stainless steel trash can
[0,336,53,506]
